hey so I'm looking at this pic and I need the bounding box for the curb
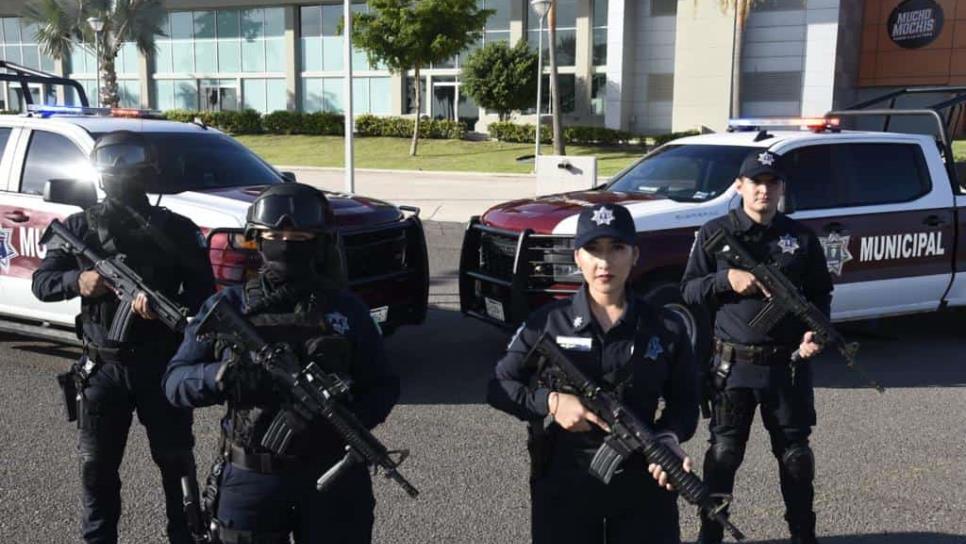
[277,165,536,179]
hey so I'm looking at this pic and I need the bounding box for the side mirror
[281,171,297,182]
[44,179,97,209]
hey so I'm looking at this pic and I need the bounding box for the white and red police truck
[459,89,966,356]
[0,65,428,342]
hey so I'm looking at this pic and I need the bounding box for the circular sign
[888,0,944,49]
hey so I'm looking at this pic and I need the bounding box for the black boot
[787,511,817,544]
[697,512,724,544]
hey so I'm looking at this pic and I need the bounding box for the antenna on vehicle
[754,130,773,142]
[191,116,208,130]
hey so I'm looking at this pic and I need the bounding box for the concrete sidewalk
[285,166,539,223]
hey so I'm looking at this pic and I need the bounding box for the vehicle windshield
[92,132,283,193]
[606,144,755,202]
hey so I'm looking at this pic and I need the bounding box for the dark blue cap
[574,204,636,249]
[738,150,786,181]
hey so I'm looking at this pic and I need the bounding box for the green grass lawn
[234,135,645,176]
[953,140,966,161]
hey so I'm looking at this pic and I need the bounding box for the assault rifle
[527,333,746,541]
[703,228,885,393]
[40,219,190,340]
[195,298,419,498]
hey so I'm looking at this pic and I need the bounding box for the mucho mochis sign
[888,0,944,49]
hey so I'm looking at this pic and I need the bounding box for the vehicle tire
[642,282,713,367]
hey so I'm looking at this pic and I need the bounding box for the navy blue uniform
[164,283,399,544]
[488,286,699,544]
[681,208,833,543]
[32,203,214,544]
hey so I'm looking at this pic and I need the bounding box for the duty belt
[714,339,794,366]
[227,444,308,475]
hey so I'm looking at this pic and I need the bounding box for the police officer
[488,203,699,544]
[163,183,399,544]
[681,150,833,544]
[32,131,215,544]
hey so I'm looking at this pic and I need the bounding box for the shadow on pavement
[732,534,965,544]
[1,332,81,361]
[385,306,508,405]
[810,310,966,390]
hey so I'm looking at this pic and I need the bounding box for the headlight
[548,238,580,283]
[552,263,583,283]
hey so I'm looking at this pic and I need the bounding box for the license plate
[484,297,506,322]
[369,306,389,324]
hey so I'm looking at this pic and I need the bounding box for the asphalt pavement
[2,220,965,543]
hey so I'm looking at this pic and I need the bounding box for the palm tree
[23,0,166,107]
[719,0,759,118]
[547,0,565,155]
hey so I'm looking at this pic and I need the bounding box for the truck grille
[342,226,409,280]
[480,231,518,279]
[478,231,576,287]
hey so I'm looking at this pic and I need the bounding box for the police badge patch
[325,311,351,335]
[0,227,18,272]
[590,206,615,226]
[644,336,664,360]
[778,234,800,255]
[819,232,853,276]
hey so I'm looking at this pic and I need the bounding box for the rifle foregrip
[642,441,707,504]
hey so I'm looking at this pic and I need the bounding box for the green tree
[23,0,166,108]
[352,0,492,156]
[461,40,538,122]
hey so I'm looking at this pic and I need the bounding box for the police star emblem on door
[0,227,18,272]
[818,232,853,277]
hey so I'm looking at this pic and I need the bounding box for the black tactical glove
[216,361,272,407]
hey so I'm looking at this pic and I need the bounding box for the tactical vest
[224,277,352,457]
[79,201,183,354]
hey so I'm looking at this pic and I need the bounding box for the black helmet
[91,131,159,200]
[245,183,332,239]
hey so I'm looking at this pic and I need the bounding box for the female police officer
[487,203,700,544]
[163,183,399,544]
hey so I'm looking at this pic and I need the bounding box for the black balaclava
[259,237,319,284]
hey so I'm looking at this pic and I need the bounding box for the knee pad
[780,444,814,483]
[709,441,745,473]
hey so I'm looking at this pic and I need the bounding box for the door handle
[3,210,29,223]
[923,215,947,228]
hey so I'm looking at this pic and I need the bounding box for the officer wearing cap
[163,183,399,544]
[681,151,833,544]
[32,131,215,544]
[488,203,699,544]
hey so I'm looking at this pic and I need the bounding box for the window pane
[170,12,194,40]
[196,41,217,73]
[194,11,215,39]
[593,0,608,26]
[265,38,284,71]
[837,144,931,206]
[0,128,12,158]
[302,77,322,112]
[593,28,607,66]
[266,79,286,112]
[155,41,173,73]
[21,22,39,43]
[353,77,370,114]
[4,45,22,64]
[352,47,369,71]
[121,42,139,74]
[485,31,510,45]
[172,42,194,72]
[174,79,199,109]
[21,131,89,195]
[485,0,511,31]
[218,10,240,39]
[264,8,284,38]
[322,78,344,113]
[323,36,344,70]
[591,73,606,115]
[405,76,427,115]
[41,52,55,73]
[556,29,576,66]
[21,45,40,69]
[539,74,575,113]
[147,132,283,191]
[243,78,267,112]
[301,6,322,37]
[555,0,578,28]
[369,77,390,115]
[117,80,140,107]
[783,146,839,210]
[219,40,241,72]
[155,80,174,110]
[651,0,678,16]
[242,39,265,72]
[322,5,342,37]
[302,37,323,72]
[3,18,21,43]
[241,9,264,40]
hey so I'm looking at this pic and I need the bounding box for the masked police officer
[163,183,399,544]
[32,131,215,544]
[488,203,699,544]
[682,151,833,544]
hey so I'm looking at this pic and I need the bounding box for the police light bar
[727,117,840,132]
[26,104,165,119]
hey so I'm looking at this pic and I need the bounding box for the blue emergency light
[26,104,165,119]
[727,117,840,133]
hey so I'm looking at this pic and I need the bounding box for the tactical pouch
[56,370,79,423]
[712,357,733,391]
[526,418,556,482]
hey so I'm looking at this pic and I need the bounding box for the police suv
[0,69,428,342]
[459,89,966,353]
